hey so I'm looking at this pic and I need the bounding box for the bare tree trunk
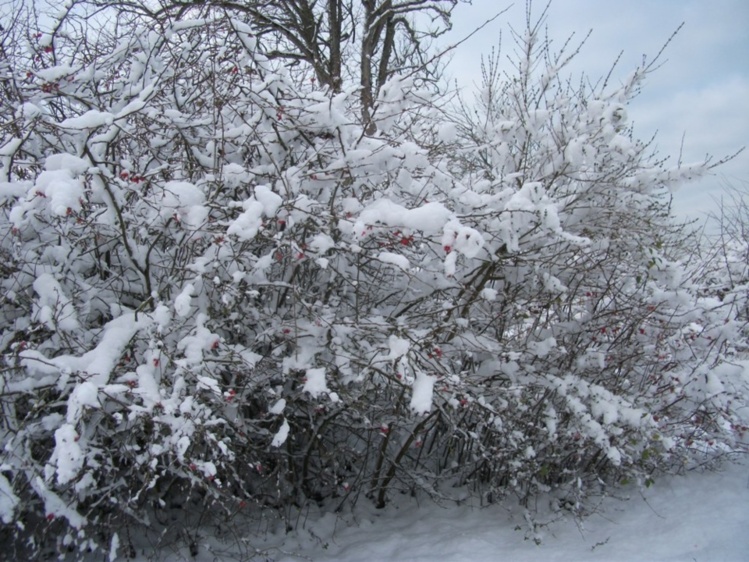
[89,0,462,130]
[328,0,343,91]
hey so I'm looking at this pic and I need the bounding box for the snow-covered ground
[153,459,749,562]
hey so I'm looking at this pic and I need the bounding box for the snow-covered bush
[701,186,749,328]
[439,23,749,507]
[0,1,745,558]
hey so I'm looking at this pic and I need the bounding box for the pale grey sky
[444,0,749,223]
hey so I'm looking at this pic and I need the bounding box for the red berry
[120,171,129,180]
[443,245,451,253]
[46,513,55,522]
[43,46,53,53]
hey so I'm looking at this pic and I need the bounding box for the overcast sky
[443,0,749,224]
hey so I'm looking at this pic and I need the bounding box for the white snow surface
[388,335,410,359]
[0,473,19,524]
[50,424,83,485]
[437,122,457,143]
[268,398,286,415]
[33,273,80,331]
[160,181,208,230]
[254,184,283,216]
[142,461,749,562]
[58,109,114,130]
[354,199,452,236]
[271,419,290,447]
[377,251,410,269]
[44,153,89,174]
[33,169,85,217]
[441,219,485,258]
[174,283,195,317]
[410,372,436,414]
[303,367,329,398]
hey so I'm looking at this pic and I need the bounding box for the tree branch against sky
[443,0,749,222]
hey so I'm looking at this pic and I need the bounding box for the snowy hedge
[0,1,746,558]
